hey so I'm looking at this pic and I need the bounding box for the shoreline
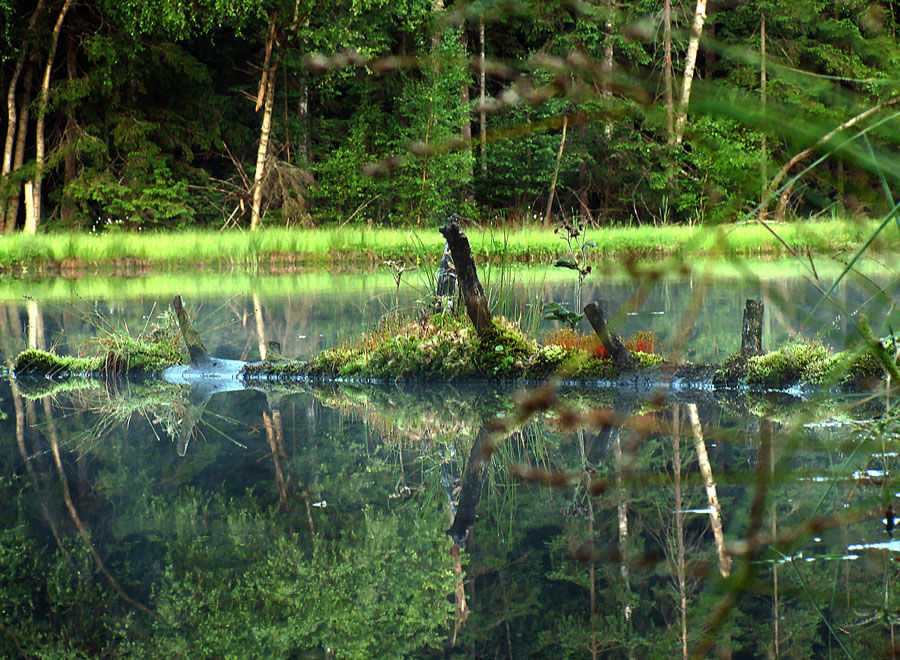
[0,218,895,274]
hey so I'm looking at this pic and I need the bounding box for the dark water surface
[1,259,899,658]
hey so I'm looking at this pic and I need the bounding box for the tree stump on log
[584,302,635,371]
[439,220,492,336]
[741,299,764,357]
[173,295,208,364]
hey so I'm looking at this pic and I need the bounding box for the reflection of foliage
[128,493,455,659]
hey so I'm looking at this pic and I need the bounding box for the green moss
[307,347,364,378]
[632,351,665,369]
[474,320,537,378]
[747,341,837,387]
[14,349,99,376]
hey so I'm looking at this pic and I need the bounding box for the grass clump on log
[13,308,186,378]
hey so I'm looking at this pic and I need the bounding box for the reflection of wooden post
[584,302,635,370]
[687,404,731,578]
[613,426,632,624]
[439,221,492,336]
[253,294,268,361]
[448,426,493,546]
[450,543,469,646]
[26,298,44,349]
[673,405,688,660]
[741,299,764,357]
[263,410,289,508]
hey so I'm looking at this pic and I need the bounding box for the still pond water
[1,258,899,659]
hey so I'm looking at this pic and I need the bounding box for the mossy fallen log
[8,221,898,394]
[10,303,898,395]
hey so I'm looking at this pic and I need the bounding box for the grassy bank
[0,218,895,271]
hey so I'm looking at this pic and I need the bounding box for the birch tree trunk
[28,0,74,233]
[250,57,278,231]
[250,0,302,231]
[674,0,707,144]
[5,73,33,232]
[2,0,45,229]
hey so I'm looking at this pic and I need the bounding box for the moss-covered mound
[712,335,898,390]
[13,314,186,378]
[241,314,666,383]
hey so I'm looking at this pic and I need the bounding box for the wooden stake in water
[173,295,208,364]
[741,299,764,357]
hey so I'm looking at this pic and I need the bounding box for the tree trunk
[2,61,24,223]
[29,0,74,232]
[758,13,767,220]
[479,18,486,174]
[674,0,707,144]
[250,54,279,231]
[741,298,764,357]
[663,0,675,143]
[439,220,492,335]
[5,73,33,232]
[2,0,45,229]
[687,403,731,578]
[544,115,568,225]
[584,302,634,370]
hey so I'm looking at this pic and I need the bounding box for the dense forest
[2,0,900,232]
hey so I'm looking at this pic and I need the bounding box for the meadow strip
[0,219,894,271]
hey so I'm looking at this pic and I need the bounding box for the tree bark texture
[741,298,764,357]
[250,55,279,231]
[439,220,492,335]
[674,0,707,144]
[173,295,209,364]
[584,302,635,370]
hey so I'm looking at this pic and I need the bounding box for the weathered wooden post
[584,302,635,370]
[439,220,492,336]
[741,299,764,357]
[173,295,208,364]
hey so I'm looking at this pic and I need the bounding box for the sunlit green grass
[0,218,895,270]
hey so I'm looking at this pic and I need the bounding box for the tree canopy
[2,0,900,231]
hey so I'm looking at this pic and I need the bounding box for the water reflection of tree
[0,381,458,658]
